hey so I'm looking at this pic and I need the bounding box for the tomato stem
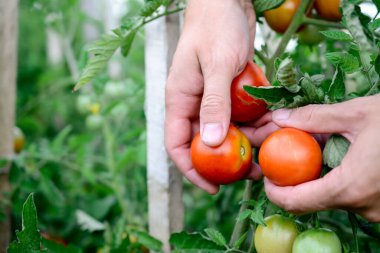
[265,0,314,82]
[229,180,253,246]
[303,17,343,29]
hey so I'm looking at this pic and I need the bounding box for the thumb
[200,68,236,146]
[272,102,362,135]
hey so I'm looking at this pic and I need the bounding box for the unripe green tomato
[298,25,324,46]
[104,81,125,99]
[76,95,92,114]
[254,215,299,253]
[13,127,25,153]
[292,228,342,253]
[85,114,103,130]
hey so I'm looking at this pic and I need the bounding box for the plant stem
[303,17,343,29]
[266,0,314,82]
[229,180,253,246]
[254,49,268,65]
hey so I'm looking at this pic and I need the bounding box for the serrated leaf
[369,19,380,32]
[253,0,284,13]
[277,58,300,93]
[131,230,162,252]
[320,30,352,41]
[233,232,247,250]
[249,193,268,226]
[325,52,360,73]
[323,135,350,168]
[328,68,346,102]
[121,31,136,57]
[8,194,41,253]
[169,231,224,251]
[204,229,227,248]
[244,86,296,104]
[74,35,123,91]
[139,0,163,16]
[76,210,105,232]
[237,209,252,222]
[300,76,325,103]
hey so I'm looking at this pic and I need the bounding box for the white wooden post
[145,9,184,253]
[0,0,18,251]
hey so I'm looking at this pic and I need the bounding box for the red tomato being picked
[190,125,252,185]
[259,128,322,186]
[231,61,269,123]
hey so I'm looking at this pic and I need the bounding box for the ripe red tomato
[314,0,341,21]
[190,125,252,185]
[231,61,269,122]
[258,128,322,186]
[254,215,300,253]
[264,0,301,34]
[13,127,25,153]
[292,228,342,253]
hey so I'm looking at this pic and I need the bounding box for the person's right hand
[165,0,258,194]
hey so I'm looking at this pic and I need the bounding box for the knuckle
[201,94,228,117]
[363,211,380,223]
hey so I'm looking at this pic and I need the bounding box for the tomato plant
[264,0,301,34]
[13,127,25,154]
[314,0,341,21]
[254,214,299,253]
[190,125,252,185]
[292,228,342,253]
[259,128,322,186]
[231,61,269,122]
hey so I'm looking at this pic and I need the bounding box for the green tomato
[104,81,125,99]
[298,25,324,46]
[254,215,299,253]
[85,114,103,130]
[292,228,342,253]
[76,95,92,114]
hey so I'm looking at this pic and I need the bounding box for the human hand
[165,0,257,194]
[261,95,380,222]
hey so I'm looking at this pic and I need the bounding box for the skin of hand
[165,0,258,194]
[254,95,380,222]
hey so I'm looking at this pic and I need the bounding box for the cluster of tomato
[191,61,321,187]
[255,215,342,253]
[264,0,341,45]
[190,61,339,251]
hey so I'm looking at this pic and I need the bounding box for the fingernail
[201,123,223,146]
[273,109,291,122]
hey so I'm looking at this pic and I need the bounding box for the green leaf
[244,86,296,104]
[233,232,247,250]
[139,0,164,17]
[237,209,252,222]
[170,231,224,251]
[320,30,352,41]
[121,31,137,57]
[42,238,81,253]
[323,135,350,168]
[277,58,300,93]
[368,19,380,32]
[8,194,42,253]
[299,75,325,103]
[328,68,346,103]
[325,52,360,74]
[375,54,380,76]
[253,0,284,13]
[74,35,123,91]
[249,193,268,226]
[130,230,163,252]
[203,229,227,248]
